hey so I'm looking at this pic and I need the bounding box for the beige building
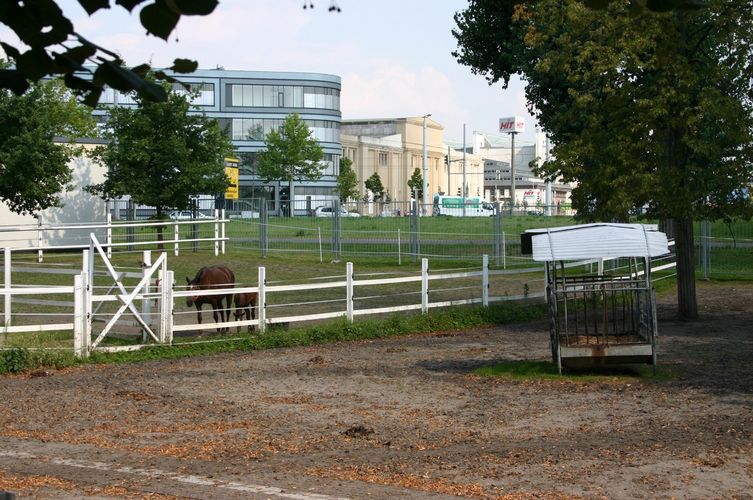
[341,117,485,206]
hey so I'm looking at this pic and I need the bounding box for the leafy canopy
[0,70,95,215]
[453,0,753,223]
[0,0,219,106]
[336,157,359,203]
[87,83,233,216]
[365,172,385,201]
[453,0,753,319]
[255,113,324,184]
[407,168,424,199]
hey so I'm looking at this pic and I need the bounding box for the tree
[407,168,424,200]
[453,0,753,319]
[364,172,384,201]
[87,83,233,239]
[0,1,220,106]
[336,157,359,203]
[255,113,324,216]
[0,71,95,215]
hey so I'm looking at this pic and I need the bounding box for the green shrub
[0,348,32,374]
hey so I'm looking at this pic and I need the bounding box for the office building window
[172,82,214,106]
[378,152,388,166]
[228,84,340,110]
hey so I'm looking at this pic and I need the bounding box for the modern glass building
[93,69,342,212]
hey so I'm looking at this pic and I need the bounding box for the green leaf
[97,60,145,91]
[53,44,97,71]
[0,69,30,95]
[646,0,681,12]
[140,0,180,40]
[582,0,611,9]
[115,0,148,12]
[82,88,103,107]
[170,0,218,16]
[16,48,54,81]
[153,70,178,83]
[64,73,99,92]
[131,63,152,77]
[170,58,198,73]
[77,0,111,15]
[0,42,21,61]
[138,80,168,101]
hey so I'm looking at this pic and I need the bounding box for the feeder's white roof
[526,223,670,261]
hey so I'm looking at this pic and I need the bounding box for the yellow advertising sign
[224,157,239,199]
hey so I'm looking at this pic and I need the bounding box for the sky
[2,0,539,144]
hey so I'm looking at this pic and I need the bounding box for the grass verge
[0,300,548,375]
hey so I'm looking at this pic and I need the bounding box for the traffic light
[444,155,448,166]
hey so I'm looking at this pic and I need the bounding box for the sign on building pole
[499,116,525,212]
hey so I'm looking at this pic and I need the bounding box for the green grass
[0,300,548,374]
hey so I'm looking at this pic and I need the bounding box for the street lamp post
[422,113,431,215]
[499,116,525,214]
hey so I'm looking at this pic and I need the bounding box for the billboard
[224,157,239,200]
[499,116,525,134]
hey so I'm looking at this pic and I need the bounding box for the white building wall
[0,144,107,248]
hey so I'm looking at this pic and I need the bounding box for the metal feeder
[522,224,670,374]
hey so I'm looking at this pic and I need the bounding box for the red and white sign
[499,116,525,134]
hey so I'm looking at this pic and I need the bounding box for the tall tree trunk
[674,217,698,319]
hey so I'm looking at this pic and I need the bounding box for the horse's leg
[213,302,221,333]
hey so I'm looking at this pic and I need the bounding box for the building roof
[525,223,670,261]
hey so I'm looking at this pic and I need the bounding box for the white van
[432,195,495,216]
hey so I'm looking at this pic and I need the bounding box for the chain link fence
[105,197,752,276]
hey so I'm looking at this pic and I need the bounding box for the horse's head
[233,308,244,321]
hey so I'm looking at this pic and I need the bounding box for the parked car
[313,206,361,218]
[168,210,213,220]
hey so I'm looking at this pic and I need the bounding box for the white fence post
[214,209,219,257]
[160,270,174,344]
[421,258,429,314]
[346,262,354,322]
[141,250,152,342]
[482,254,489,307]
[257,266,266,333]
[4,247,11,327]
[74,273,84,357]
[106,213,112,259]
[174,221,180,257]
[221,209,226,255]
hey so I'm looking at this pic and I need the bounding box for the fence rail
[1,234,677,357]
[0,211,229,260]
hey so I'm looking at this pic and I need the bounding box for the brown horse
[233,292,258,333]
[186,265,235,333]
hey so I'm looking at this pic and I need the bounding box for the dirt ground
[0,281,752,499]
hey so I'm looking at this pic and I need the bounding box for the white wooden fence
[1,240,677,358]
[0,210,229,261]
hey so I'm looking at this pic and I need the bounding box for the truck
[432,194,495,216]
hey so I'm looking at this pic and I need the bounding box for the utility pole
[499,116,525,213]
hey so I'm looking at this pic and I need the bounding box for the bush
[0,348,32,374]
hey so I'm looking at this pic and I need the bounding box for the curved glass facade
[93,69,342,211]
